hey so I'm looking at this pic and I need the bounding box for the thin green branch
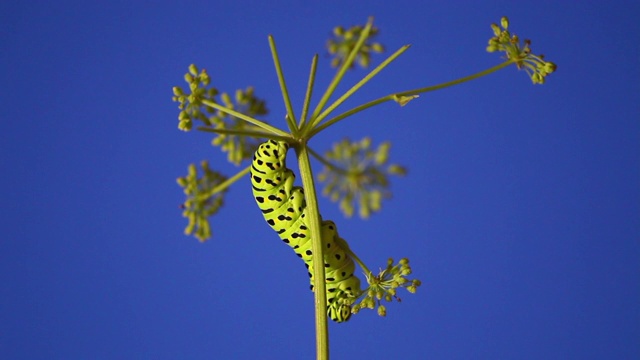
[310,60,515,137]
[309,17,375,122]
[309,96,389,137]
[295,144,329,360]
[268,35,298,133]
[201,99,288,137]
[195,127,275,139]
[212,165,251,194]
[193,165,252,202]
[299,54,319,132]
[340,243,373,277]
[393,59,515,98]
[309,44,411,129]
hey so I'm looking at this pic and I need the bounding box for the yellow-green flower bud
[388,164,408,175]
[369,191,381,212]
[188,164,197,177]
[221,92,232,106]
[366,298,375,309]
[201,70,210,82]
[501,17,509,30]
[358,54,371,68]
[358,203,370,218]
[378,305,387,317]
[532,73,544,84]
[344,31,354,41]
[544,62,557,74]
[188,64,198,76]
[178,119,192,131]
[491,23,501,36]
[371,43,384,53]
[173,86,184,96]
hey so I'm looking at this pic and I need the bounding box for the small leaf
[392,94,420,107]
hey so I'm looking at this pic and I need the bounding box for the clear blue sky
[1,1,639,359]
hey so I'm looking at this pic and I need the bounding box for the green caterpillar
[250,140,361,322]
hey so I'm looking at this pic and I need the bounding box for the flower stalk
[295,143,330,360]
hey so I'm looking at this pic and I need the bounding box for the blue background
[2,1,639,359]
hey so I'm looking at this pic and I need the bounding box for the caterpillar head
[328,302,352,323]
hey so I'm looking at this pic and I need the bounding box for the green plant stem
[211,165,251,195]
[295,144,329,360]
[342,245,372,278]
[201,99,288,137]
[195,127,277,139]
[393,59,515,98]
[268,35,298,133]
[309,60,515,137]
[299,54,319,131]
[192,165,251,202]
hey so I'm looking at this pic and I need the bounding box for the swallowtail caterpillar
[250,140,362,322]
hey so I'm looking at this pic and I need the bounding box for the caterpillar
[250,140,361,322]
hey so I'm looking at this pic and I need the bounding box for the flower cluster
[327,24,385,69]
[487,17,557,84]
[176,161,227,242]
[318,138,406,218]
[352,258,422,317]
[172,64,218,131]
[173,65,269,165]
